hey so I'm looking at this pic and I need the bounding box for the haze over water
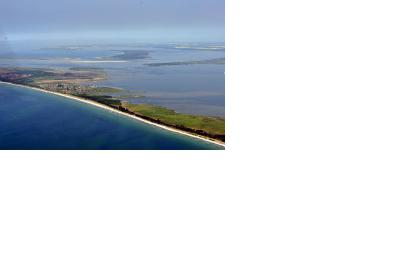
[0,0,224,42]
[0,0,224,149]
[0,41,225,118]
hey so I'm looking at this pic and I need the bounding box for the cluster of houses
[39,83,96,95]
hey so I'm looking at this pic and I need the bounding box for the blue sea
[0,83,223,150]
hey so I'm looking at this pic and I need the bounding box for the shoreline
[0,81,225,148]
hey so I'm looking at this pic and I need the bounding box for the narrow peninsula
[0,67,225,145]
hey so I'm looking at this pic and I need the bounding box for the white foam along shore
[0,82,225,148]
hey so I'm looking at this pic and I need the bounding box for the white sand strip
[0,81,225,148]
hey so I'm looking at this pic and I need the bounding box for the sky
[0,0,224,42]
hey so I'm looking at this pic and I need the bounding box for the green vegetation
[84,87,123,94]
[122,103,225,136]
[114,94,145,98]
[70,96,224,141]
[106,50,150,60]
[0,67,105,86]
[74,94,122,107]
[82,87,147,99]
[0,67,225,142]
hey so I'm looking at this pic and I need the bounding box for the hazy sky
[0,0,224,42]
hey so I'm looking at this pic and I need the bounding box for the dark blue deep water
[0,83,223,150]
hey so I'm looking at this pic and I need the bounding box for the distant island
[145,58,225,67]
[0,67,225,144]
[170,45,225,51]
[105,50,151,60]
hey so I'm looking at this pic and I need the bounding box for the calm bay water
[0,41,225,117]
[0,83,223,150]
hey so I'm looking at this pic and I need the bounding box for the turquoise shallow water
[0,83,223,150]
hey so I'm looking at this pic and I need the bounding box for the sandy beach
[0,81,225,148]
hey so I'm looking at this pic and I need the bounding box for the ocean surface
[0,83,223,150]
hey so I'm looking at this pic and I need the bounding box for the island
[145,58,225,67]
[0,67,225,144]
[104,50,151,61]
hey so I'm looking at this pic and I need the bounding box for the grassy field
[0,67,106,85]
[72,96,225,140]
[122,103,225,136]
[84,87,123,94]
[74,94,122,107]
[0,67,225,141]
[83,87,146,98]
